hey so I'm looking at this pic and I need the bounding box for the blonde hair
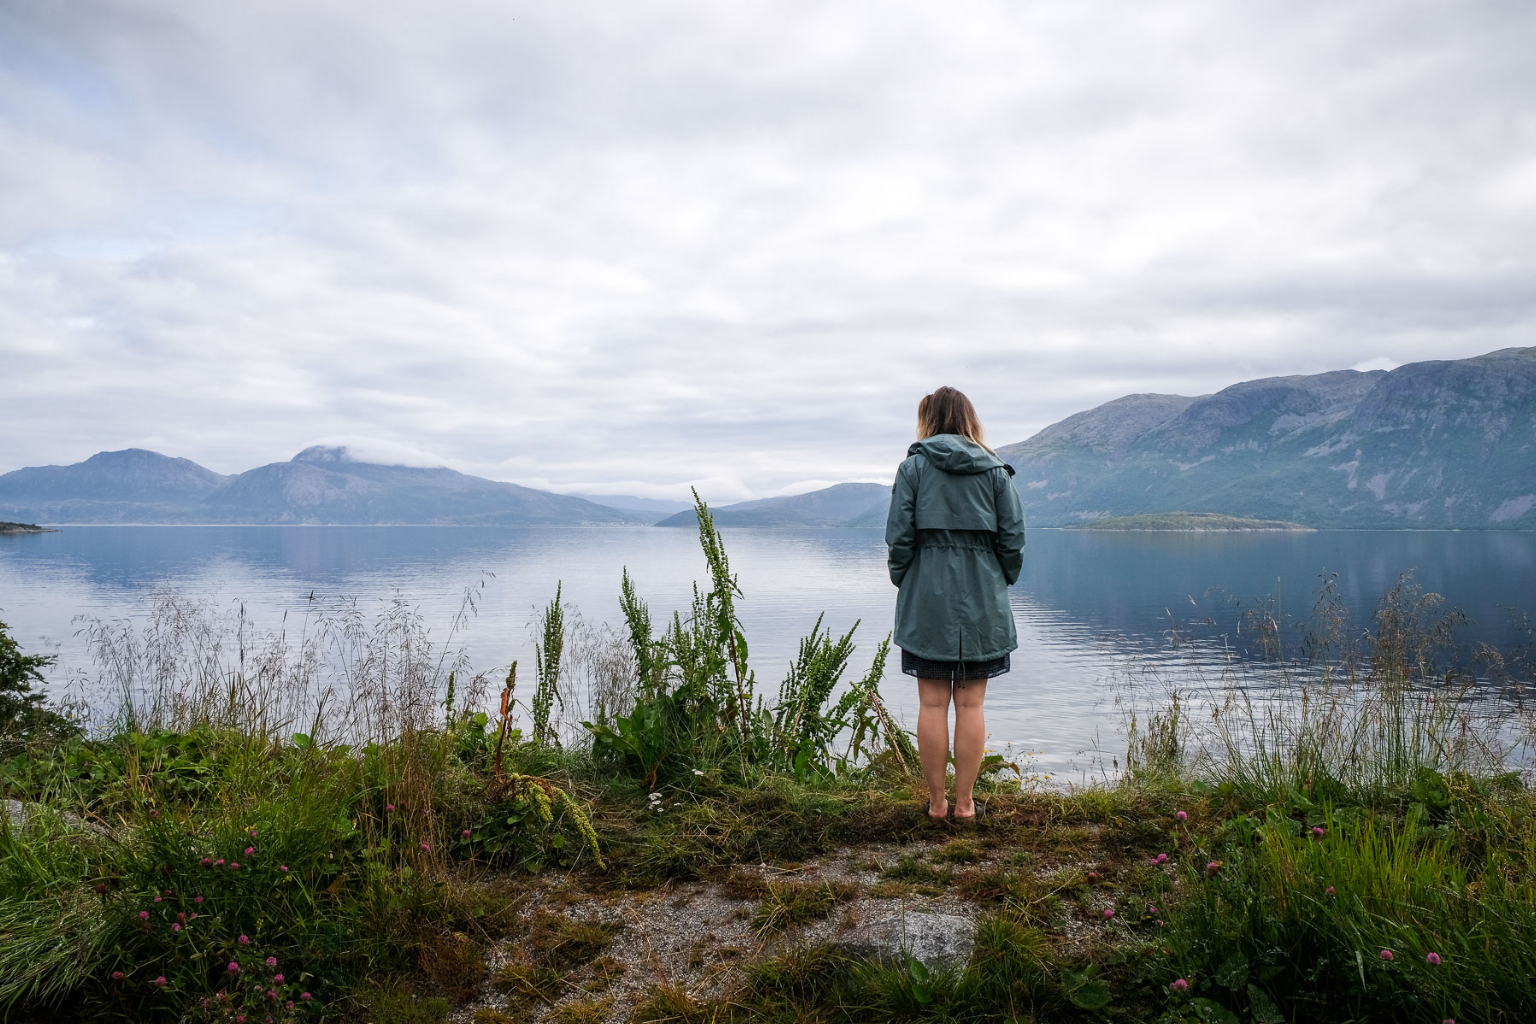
[916,386,992,451]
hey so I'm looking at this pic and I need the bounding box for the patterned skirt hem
[899,649,1011,681]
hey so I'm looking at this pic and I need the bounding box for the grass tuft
[877,854,952,886]
[417,931,487,1002]
[627,982,714,1024]
[361,981,452,1024]
[930,838,981,864]
[752,879,858,932]
[546,997,614,1024]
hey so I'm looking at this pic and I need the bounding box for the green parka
[885,434,1026,663]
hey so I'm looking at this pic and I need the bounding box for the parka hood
[907,434,1009,475]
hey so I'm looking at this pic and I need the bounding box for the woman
[885,386,1025,823]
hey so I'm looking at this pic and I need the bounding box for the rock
[837,910,975,971]
[2,799,110,837]
[2,798,28,828]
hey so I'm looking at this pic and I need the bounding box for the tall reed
[531,583,566,747]
[1129,572,1535,803]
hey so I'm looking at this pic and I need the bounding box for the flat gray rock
[837,910,975,971]
[1,799,110,837]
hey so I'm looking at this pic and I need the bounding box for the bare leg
[951,679,988,818]
[916,678,953,818]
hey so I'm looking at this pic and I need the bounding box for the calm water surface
[2,526,1532,779]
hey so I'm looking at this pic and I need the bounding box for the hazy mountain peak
[656,481,890,528]
[74,448,226,480]
[291,445,355,464]
[0,448,227,509]
[0,447,642,525]
[86,447,180,464]
[290,442,457,469]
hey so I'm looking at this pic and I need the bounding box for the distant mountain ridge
[566,493,695,515]
[0,447,646,526]
[657,482,891,528]
[7,348,1530,530]
[998,347,1536,528]
[670,346,1536,531]
[0,448,227,503]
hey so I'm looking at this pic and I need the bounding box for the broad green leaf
[1214,952,1249,989]
[1069,979,1111,1010]
[1412,768,1452,808]
[1247,984,1283,1024]
[1191,997,1241,1024]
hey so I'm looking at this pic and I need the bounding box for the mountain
[0,446,645,526]
[8,348,1529,530]
[0,449,228,523]
[566,493,695,515]
[997,347,1536,528]
[657,482,891,528]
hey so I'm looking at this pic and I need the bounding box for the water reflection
[2,525,1531,781]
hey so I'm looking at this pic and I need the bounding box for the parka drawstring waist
[914,528,996,552]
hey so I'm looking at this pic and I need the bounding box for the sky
[2,0,1534,500]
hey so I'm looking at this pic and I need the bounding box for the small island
[1070,511,1313,532]
[0,521,56,535]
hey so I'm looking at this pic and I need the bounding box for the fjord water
[2,526,1532,779]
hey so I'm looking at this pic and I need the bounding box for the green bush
[586,492,914,789]
[0,618,75,758]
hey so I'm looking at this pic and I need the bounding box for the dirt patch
[453,828,1126,1023]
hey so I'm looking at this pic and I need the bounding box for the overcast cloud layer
[2,0,1533,499]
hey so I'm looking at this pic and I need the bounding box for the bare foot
[926,798,949,821]
[952,798,976,821]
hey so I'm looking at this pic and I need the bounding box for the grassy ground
[5,715,1535,1024]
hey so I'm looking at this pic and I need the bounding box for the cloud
[301,438,453,469]
[2,0,1533,492]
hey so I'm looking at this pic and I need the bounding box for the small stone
[2,800,28,828]
[836,911,975,971]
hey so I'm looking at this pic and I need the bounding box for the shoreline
[0,521,56,535]
[7,521,1535,532]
